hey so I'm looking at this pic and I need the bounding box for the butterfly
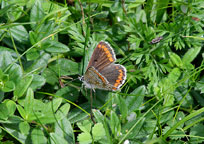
[80,41,126,91]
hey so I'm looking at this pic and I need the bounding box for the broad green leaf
[42,68,58,85]
[31,128,47,144]
[16,105,26,120]
[54,117,75,144]
[49,58,79,76]
[19,121,30,135]
[24,88,34,116]
[67,24,85,42]
[0,51,13,71]
[189,124,204,143]
[30,0,45,29]
[2,122,28,143]
[116,95,128,120]
[9,25,28,43]
[93,110,112,144]
[182,47,201,66]
[4,99,16,116]
[110,2,121,13]
[46,98,62,112]
[43,41,70,53]
[77,132,92,144]
[110,111,121,136]
[122,118,145,139]
[14,74,33,98]
[92,123,106,141]
[55,103,70,120]
[50,133,69,144]
[29,74,46,90]
[25,53,50,73]
[77,120,92,133]
[56,86,79,102]
[7,63,23,85]
[126,85,146,112]
[0,103,9,120]
[26,48,40,61]
[67,103,90,124]
[0,115,23,124]
[2,80,15,92]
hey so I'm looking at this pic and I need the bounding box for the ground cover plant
[0,0,204,143]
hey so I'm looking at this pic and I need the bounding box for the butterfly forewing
[87,41,116,71]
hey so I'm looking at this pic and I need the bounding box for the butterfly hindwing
[99,64,126,90]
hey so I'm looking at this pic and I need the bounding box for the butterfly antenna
[59,76,80,88]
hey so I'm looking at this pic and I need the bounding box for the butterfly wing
[84,41,126,91]
[87,41,116,71]
[99,64,126,90]
[83,67,114,90]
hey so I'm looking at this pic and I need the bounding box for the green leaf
[31,128,47,144]
[0,103,9,120]
[77,120,92,133]
[29,74,46,90]
[26,48,40,61]
[42,68,58,85]
[50,133,69,144]
[189,124,204,143]
[9,25,28,43]
[155,0,170,23]
[43,41,70,53]
[14,74,33,98]
[117,95,128,120]
[77,132,92,144]
[2,122,28,143]
[56,86,79,102]
[92,123,106,142]
[30,0,45,29]
[7,63,23,85]
[2,80,15,92]
[122,118,145,139]
[126,85,146,112]
[169,52,183,67]
[182,47,201,67]
[49,58,79,76]
[19,121,30,135]
[110,111,121,136]
[54,117,75,144]
[55,103,70,120]
[16,105,26,120]
[25,53,50,73]
[0,51,13,71]
[24,88,34,117]
[4,99,16,117]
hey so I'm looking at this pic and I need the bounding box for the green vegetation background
[0,0,204,144]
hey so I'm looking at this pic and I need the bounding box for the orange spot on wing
[93,69,106,83]
[98,44,102,48]
[112,87,117,90]
[114,69,124,87]
[109,58,114,62]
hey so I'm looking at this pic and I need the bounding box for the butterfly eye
[78,76,84,81]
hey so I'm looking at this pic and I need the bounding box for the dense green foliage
[0,0,204,143]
